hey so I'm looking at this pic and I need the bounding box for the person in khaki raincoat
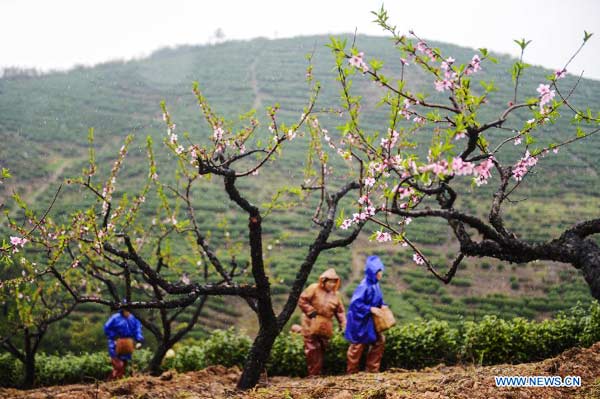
[298,268,346,376]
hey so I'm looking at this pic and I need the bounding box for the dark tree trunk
[573,238,600,301]
[22,331,36,389]
[148,342,170,376]
[236,323,279,390]
[23,352,35,389]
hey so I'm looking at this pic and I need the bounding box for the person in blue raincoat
[344,255,387,373]
[104,302,144,379]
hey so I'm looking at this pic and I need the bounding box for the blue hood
[365,255,384,284]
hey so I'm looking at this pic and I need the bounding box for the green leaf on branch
[513,38,532,50]
[369,59,384,72]
[584,31,593,42]
[525,134,535,145]
[479,80,496,92]
[336,209,345,228]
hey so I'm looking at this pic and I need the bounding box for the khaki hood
[319,268,341,292]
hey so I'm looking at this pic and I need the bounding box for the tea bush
[2,302,599,387]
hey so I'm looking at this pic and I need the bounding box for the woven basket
[371,306,395,333]
[116,338,135,356]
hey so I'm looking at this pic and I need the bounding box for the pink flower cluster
[450,156,494,185]
[393,185,415,200]
[512,150,538,181]
[340,196,376,230]
[375,231,392,242]
[348,52,369,73]
[398,99,412,120]
[536,84,555,109]
[10,236,28,253]
[434,79,453,92]
[420,159,449,175]
[381,128,400,147]
[434,57,459,92]
[213,126,224,141]
[464,55,482,75]
[555,69,567,79]
[413,253,425,265]
[416,41,436,61]
[473,158,494,186]
[455,131,467,140]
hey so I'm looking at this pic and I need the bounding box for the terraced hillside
[1,34,599,350]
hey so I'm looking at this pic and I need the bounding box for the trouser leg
[110,357,127,379]
[346,343,366,374]
[365,334,385,372]
[304,335,326,376]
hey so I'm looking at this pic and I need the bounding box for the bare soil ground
[3,342,600,399]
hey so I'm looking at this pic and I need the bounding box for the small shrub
[202,328,251,368]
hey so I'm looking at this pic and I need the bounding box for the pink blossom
[444,70,457,80]
[416,41,427,52]
[536,84,555,108]
[10,236,29,252]
[455,131,467,140]
[432,160,448,175]
[366,206,376,217]
[400,58,409,66]
[451,157,475,176]
[10,236,28,247]
[514,136,522,145]
[382,128,400,146]
[441,57,455,71]
[340,219,353,230]
[395,185,415,199]
[398,100,412,120]
[512,150,538,181]
[348,52,369,73]
[553,147,559,154]
[424,48,436,61]
[213,126,224,141]
[465,55,482,75]
[375,231,392,242]
[358,195,372,206]
[364,177,376,187]
[413,116,425,124]
[413,253,425,265]
[555,69,567,79]
[474,158,494,186]
[434,79,453,92]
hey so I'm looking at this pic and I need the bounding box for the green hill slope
[1,35,599,349]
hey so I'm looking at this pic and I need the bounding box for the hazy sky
[2,0,600,80]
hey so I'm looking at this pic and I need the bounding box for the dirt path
[250,57,263,111]
[3,342,600,398]
[4,153,83,217]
